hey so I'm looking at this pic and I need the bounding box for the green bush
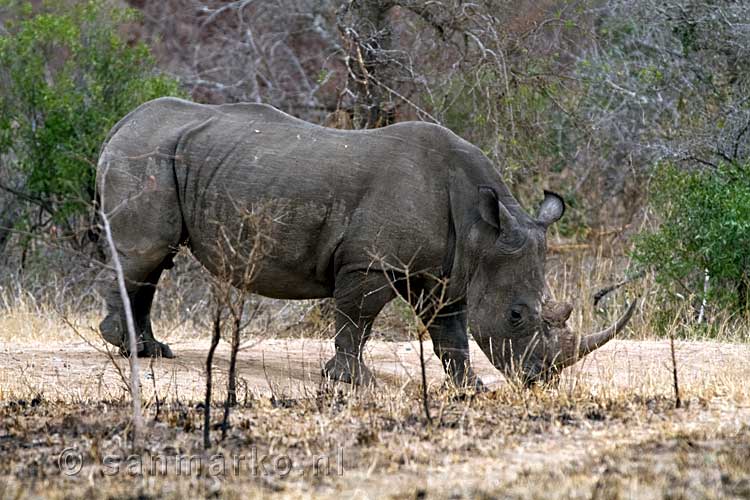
[0,0,182,230]
[632,163,750,313]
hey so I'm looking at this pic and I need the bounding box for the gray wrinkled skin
[96,97,565,388]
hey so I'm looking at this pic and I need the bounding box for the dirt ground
[1,337,750,399]
[1,337,750,498]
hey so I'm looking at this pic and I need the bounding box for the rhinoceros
[96,97,633,387]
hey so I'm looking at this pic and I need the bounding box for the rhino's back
[112,98,485,299]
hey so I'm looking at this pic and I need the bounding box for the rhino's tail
[86,193,103,262]
[89,104,147,256]
[93,98,210,263]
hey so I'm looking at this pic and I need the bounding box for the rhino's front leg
[428,302,485,391]
[322,271,395,386]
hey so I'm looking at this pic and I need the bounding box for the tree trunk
[0,201,20,262]
[338,0,396,129]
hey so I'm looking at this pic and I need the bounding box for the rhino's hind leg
[99,253,175,359]
[131,259,174,358]
[97,136,184,358]
[322,271,395,386]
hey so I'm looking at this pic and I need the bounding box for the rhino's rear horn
[543,301,573,324]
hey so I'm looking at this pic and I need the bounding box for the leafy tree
[632,163,750,314]
[0,0,182,244]
[574,0,750,196]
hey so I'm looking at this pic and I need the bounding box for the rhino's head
[464,188,564,372]
[496,299,637,385]
[460,187,636,384]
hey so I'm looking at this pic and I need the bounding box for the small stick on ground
[368,252,457,426]
[204,297,222,449]
[417,329,432,425]
[222,296,245,440]
[669,329,682,409]
[101,206,143,449]
[593,271,645,306]
[150,360,161,423]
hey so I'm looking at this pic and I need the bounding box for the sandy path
[1,337,748,402]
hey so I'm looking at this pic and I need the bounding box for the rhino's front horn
[575,300,638,358]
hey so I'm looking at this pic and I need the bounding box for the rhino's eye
[509,306,524,325]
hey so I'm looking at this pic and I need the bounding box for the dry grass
[546,243,750,344]
[1,346,749,498]
[1,331,749,498]
[1,246,750,498]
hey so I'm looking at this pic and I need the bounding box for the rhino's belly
[184,196,341,300]
[188,238,335,299]
[238,265,334,299]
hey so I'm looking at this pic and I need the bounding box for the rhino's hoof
[444,365,486,391]
[140,340,175,359]
[463,372,488,392]
[120,340,175,359]
[476,378,489,392]
[99,315,124,347]
[322,355,375,386]
[445,374,487,395]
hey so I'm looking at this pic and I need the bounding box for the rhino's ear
[537,190,565,228]
[478,185,516,232]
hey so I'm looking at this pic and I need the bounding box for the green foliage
[0,0,183,224]
[632,163,750,312]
